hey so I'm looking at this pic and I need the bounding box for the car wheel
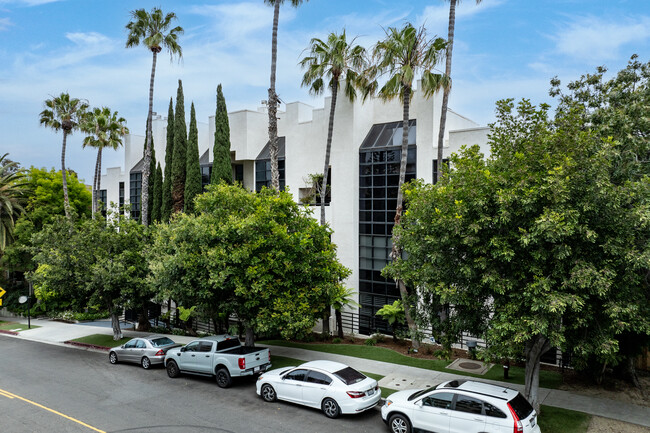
[261,384,277,402]
[389,414,411,433]
[321,398,340,419]
[166,360,180,378]
[109,351,118,364]
[216,368,232,388]
[141,356,151,369]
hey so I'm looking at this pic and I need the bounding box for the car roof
[192,334,237,342]
[299,360,350,373]
[146,335,172,340]
[440,379,518,401]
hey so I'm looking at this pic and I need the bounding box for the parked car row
[108,334,541,433]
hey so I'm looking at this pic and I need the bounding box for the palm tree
[39,93,89,220]
[126,7,183,226]
[365,23,448,351]
[264,0,307,191]
[331,286,360,339]
[436,0,482,181]
[0,154,26,257]
[300,30,366,226]
[82,107,129,217]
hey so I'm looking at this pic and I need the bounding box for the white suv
[381,379,541,433]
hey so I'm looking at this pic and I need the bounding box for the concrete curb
[0,329,19,336]
[63,340,111,352]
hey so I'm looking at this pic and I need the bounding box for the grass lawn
[0,321,40,332]
[538,405,591,433]
[260,340,563,389]
[71,334,131,348]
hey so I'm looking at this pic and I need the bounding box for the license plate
[367,388,374,396]
[254,366,260,373]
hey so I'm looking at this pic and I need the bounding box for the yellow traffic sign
[0,286,5,306]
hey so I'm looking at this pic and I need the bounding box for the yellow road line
[0,388,105,433]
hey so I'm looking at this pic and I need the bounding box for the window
[508,394,534,420]
[234,164,244,183]
[423,392,454,409]
[129,172,142,221]
[201,165,212,191]
[333,367,366,385]
[256,137,286,192]
[184,341,200,352]
[119,182,125,215]
[484,402,507,418]
[306,371,332,385]
[135,340,146,349]
[124,340,136,349]
[432,158,449,184]
[284,369,308,381]
[99,189,107,217]
[217,339,241,352]
[199,342,213,352]
[454,395,484,415]
[151,337,174,347]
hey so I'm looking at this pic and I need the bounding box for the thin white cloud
[0,0,62,5]
[0,16,11,30]
[417,0,505,34]
[552,15,650,62]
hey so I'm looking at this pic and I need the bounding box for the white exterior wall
[101,87,488,312]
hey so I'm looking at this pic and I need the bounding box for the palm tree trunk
[436,0,456,182]
[320,79,338,226]
[61,131,71,220]
[92,148,101,218]
[268,1,281,191]
[390,87,419,352]
[96,147,103,215]
[142,50,158,226]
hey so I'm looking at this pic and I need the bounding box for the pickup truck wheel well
[214,364,228,375]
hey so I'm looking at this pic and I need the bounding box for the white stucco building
[101,83,489,334]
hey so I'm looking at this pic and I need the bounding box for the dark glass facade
[119,182,125,215]
[234,164,244,184]
[201,165,212,191]
[129,172,142,221]
[359,120,416,335]
[99,189,107,217]
[255,159,285,192]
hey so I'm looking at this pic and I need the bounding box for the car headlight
[257,376,263,381]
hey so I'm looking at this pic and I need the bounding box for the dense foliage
[171,79,187,213]
[211,84,232,185]
[161,98,174,222]
[184,102,201,213]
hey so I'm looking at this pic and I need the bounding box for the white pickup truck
[164,335,271,388]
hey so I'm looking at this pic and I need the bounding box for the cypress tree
[161,98,174,222]
[151,162,163,223]
[171,79,187,214]
[184,102,202,213]
[211,84,232,184]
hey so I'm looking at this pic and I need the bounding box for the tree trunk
[244,322,255,347]
[109,307,123,341]
[335,309,344,339]
[268,1,281,191]
[61,131,71,220]
[524,335,551,413]
[92,148,100,218]
[390,88,419,352]
[436,0,456,182]
[320,78,338,225]
[142,49,158,226]
[137,304,150,331]
[322,310,331,337]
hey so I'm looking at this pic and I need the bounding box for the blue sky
[1,0,649,184]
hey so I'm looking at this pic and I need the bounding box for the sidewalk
[2,315,649,427]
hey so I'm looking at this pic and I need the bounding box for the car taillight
[154,349,164,356]
[269,351,271,362]
[507,403,524,433]
[238,357,246,370]
[346,391,365,398]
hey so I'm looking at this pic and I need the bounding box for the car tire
[141,356,151,370]
[261,384,277,402]
[321,398,341,419]
[166,360,180,378]
[216,368,232,388]
[389,414,411,433]
[109,351,118,364]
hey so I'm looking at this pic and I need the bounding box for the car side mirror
[416,400,423,407]
[180,347,186,352]
[120,345,125,349]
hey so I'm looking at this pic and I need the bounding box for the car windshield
[509,393,534,419]
[150,337,175,347]
[333,367,366,385]
[407,385,441,401]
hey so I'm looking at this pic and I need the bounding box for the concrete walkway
[2,315,649,428]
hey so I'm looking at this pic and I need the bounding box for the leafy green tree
[376,300,405,342]
[211,84,232,185]
[0,154,26,256]
[265,0,308,191]
[149,184,350,346]
[386,98,650,411]
[364,23,448,351]
[32,213,150,340]
[436,0,482,181]
[161,98,174,222]
[330,286,359,339]
[126,7,183,226]
[39,93,89,220]
[81,106,129,217]
[300,30,366,226]
[151,162,163,223]
[171,80,187,214]
[184,103,202,213]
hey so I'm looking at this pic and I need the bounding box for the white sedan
[256,360,381,418]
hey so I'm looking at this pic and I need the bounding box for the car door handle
[295,384,302,387]
[191,354,195,357]
[205,355,210,357]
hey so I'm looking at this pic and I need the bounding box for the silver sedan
[109,335,181,369]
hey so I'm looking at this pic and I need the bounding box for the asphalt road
[0,336,386,433]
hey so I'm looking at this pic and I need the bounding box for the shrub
[332,337,342,344]
[365,338,377,346]
[372,332,385,343]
